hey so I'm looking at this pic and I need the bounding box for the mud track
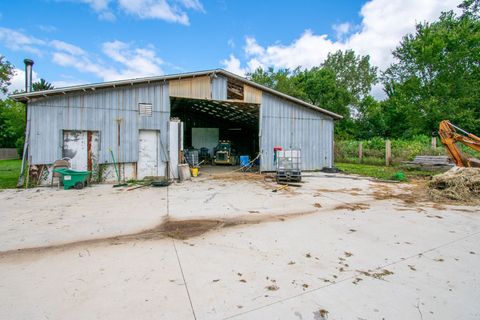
[0,211,314,260]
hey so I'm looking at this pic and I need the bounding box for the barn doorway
[170,97,260,170]
[138,130,164,179]
[62,130,99,172]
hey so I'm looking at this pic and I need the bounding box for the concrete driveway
[0,172,479,319]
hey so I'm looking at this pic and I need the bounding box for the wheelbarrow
[53,168,91,190]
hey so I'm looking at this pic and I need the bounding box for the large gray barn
[11,69,341,182]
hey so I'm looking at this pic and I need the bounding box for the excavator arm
[438,120,480,167]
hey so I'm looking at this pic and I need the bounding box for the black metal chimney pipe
[24,58,34,93]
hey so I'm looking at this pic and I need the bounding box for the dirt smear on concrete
[334,203,370,211]
[209,172,273,182]
[314,187,363,197]
[316,187,362,193]
[371,182,429,206]
[371,179,480,208]
[0,210,314,260]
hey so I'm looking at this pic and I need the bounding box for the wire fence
[334,136,446,165]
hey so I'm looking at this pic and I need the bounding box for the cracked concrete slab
[0,172,479,319]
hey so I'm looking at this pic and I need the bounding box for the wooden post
[431,136,437,149]
[25,156,31,189]
[358,142,363,163]
[385,140,392,166]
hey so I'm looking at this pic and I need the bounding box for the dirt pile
[428,167,480,204]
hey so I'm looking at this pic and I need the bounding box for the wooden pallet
[404,156,453,167]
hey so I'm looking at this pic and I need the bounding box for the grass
[0,159,21,189]
[335,162,446,181]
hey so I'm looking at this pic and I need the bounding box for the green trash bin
[53,168,91,190]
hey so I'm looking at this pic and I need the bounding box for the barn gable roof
[10,69,342,119]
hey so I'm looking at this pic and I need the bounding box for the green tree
[322,49,378,106]
[32,78,54,91]
[0,55,14,94]
[299,67,355,137]
[459,0,480,18]
[382,3,480,137]
[0,99,26,153]
[354,96,387,138]
[297,67,352,118]
[248,67,304,98]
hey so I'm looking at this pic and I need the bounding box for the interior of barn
[169,77,261,166]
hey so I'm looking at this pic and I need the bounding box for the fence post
[385,140,392,166]
[431,136,437,149]
[358,142,363,163]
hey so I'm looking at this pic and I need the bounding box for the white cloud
[0,27,45,55]
[71,0,205,24]
[8,68,40,94]
[178,0,204,12]
[52,51,114,79]
[332,22,353,40]
[346,0,459,69]
[80,0,116,21]
[82,0,110,11]
[0,27,165,91]
[223,0,460,88]
[237,30,343,71]
[51,40,164,82]
[98,10,117,21]
[101,40,163,80]
[50,40,86,56]
[221,54,246,76]
[118,0,193,25]
[245,37,265,56]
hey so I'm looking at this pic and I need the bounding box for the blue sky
[0,0,460,95]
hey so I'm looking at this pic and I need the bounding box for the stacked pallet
[404,156,453,168]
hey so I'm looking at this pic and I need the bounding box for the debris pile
[428,167,480,204]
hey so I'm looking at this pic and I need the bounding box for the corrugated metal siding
[260,93,334,171]
[28,83,170,165]
[211,75,227,100]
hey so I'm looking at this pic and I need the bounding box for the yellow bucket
[190,167,199,177]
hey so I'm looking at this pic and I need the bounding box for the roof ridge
[10,68,342,119]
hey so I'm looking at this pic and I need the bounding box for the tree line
[248,0,480,139]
